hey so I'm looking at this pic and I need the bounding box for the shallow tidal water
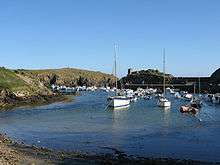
[0,91,220,162]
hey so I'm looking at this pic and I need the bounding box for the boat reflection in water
[161,107,171,129]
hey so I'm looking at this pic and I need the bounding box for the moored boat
[108,96,130,108]
[157,97,171,107]
[157,49,171,108]
[180,105,199,114]
[190,98,202,109]
[107,44,130,109]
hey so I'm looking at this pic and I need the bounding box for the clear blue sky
[0,0,220,77]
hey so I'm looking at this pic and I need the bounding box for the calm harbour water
[0,91,220,162]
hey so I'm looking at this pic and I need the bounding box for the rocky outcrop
[0,89,18,106]
[210,68,220,84]
[121,69,173,86]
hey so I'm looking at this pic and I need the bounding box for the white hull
[212,97,220,104]
[109,96,130,109]
[157,98,171,107]
[184,94,193,100]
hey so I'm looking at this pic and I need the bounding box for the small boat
[180,105,199,114]
[158,97,171,107]
[190,83,202,109]
[108,96,130,108]
[190,98,202,109]
[183,93,193,100]
[211,94,220,104]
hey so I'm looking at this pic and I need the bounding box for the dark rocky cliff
[121,69,173,86]
[210,68,220,84]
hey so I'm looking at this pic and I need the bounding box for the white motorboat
[157,49,171,108]
[184,93,193,100]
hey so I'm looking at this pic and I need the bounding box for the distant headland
[121,68,220,93]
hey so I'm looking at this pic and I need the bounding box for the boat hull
[109,97,130,109]
[157,99,171,107]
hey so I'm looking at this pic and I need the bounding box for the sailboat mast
[194,82,196,95]
[114,44,117,89]
[163,48,166,96]
[199,77,201,95]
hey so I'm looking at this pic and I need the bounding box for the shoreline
[0,93,73,111]
[0,133,218,165]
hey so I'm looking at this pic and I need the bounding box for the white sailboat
[157,49,171,107]
[108,44,130,109]
[190,80,202,109]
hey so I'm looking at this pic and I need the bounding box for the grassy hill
[0,67,31,92]
[0,67,114,108]
[0,67,52,97]
[0,67,115,95]
[15,68,115,87]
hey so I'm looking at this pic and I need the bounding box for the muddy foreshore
[0,133,218,165]
[0,95,219,165]
[0,93,73,111]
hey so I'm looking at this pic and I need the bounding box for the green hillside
[16,68,115,87]
[0,67,114,108]
[0,67,31,92]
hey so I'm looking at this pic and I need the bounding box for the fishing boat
[108,44,130,109]
[157,49,171,108]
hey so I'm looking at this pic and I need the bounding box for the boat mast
[163,48,166,96]
[194,82,196,95]
[114,44,117,90]
[199,77,201,95]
